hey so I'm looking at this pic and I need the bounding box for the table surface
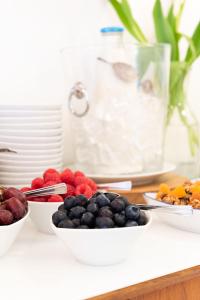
[1,216,200,300]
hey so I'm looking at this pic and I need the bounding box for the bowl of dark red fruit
[51,192,152,266]
[0,187,29,256]
[22,168,97,234]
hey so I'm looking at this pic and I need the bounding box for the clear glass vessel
[62,42,170,175]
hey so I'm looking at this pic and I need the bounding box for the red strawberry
[28,196,48,202]
[31,177,44,189]
[48,195,63,202]
[43,168,60,181]
[43,181,57,187]
[62,184,75,199]
[44,173,61,184]
[20,187,32,193]
[60,168,75,185]
[75,184,93,198]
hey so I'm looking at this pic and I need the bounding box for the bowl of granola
[144,180,200,234]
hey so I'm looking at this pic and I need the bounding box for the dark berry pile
[52,192,148,229]
[0,187,28,225]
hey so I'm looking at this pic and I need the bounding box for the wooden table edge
[88,265,200,300]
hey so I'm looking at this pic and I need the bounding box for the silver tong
[24,183,67,197]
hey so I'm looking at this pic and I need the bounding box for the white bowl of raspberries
[51,192,152,266]
[22,168,97,234]
[0,187,29,256]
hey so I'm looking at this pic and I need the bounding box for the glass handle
[68,81,89,117]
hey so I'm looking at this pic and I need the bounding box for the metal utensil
[24,183,67,197]
[97,57,137,83]
[137,204,193,216]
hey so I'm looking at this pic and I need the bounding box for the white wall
[0,0,199,164]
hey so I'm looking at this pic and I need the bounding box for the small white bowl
[51,214,152,266]
[0,164,62,173]
[0,116,61,124]
[0,110,61,117]
[0,158,62,167]
[0,122,62,130]
[144,192,200,234]
[0,210,29,256]
[0,104,62,111]
[28,201,62,234]
[0,153,62,161]
[0,135,62,144]
[0,128,62,137]
[0,141,63,151]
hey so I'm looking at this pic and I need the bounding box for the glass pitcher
[62,40,170,175]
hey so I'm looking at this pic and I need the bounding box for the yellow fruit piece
[191,185,200,193]
[170,186,186,198]
[159,183,170,194]
[191,192,200,201]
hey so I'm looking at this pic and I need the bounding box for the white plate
[144,191,200,234]
[0,110,62,117]
[85,162,176,185]
[0,135,62,144]
[0,116,61,123]
[0,128,62,137]
[0,121,62,130]
[0,104,62,110]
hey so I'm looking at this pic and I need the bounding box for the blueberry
[87,203,99,215]
[98,206,113,218]
[52,210,67,226]
[58,204,65,212]
[110,198,125,212]
[125,220,138,227]
[95,194,110,207]
[125,205,140,220]
[81,212,95,227]
[114,213,126,226]
[69,206,86,219]
[116,196,129,206]
[64,196,76,210]
[105,193,118,201]
[75,194,88,207]
[95,217,114,228]
[58,219,74,228]
[137,211,147,225]
[77,225,89,229]
[72,218,81,227]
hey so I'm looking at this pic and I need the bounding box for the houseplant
[109,0,200,160]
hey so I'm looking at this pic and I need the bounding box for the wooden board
[111,172,188,204]
[88,265,200,300]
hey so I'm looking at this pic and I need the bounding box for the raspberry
[20,187,32,193]
[86,178,97,192]
[60,168,75,185]
[44,172,61,184]
[74,171,85,178]
[31,177,44,189]
[28,196,48,202]
[48,195,63,202]
[43,181,57,187]
[74,176,87,187]
[75,184,93,199]
[62,184,75,199]
[43,168,60,181]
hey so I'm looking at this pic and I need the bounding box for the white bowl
[0,135,62,144]
[0,163,62,173]
[51,214,152,266]
[0,104,62,111]
[0,122,62,130]
[0,142,63,151]
[0,110,62,117]
[0,210,29,256]
[0,158,62,167]
[28,201,62,234]
[144,192,200,234]
[0,152,62,161]
[0,116,61,123]
[0,128,62,137]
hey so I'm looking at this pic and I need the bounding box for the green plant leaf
[167,4,176,32]
[185,22,200,65]
[176,0,185,30]
[153,0,179,60]
[109,0,147,43]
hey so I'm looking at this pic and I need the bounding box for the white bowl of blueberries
[51,192,152,266]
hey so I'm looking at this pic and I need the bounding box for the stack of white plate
[0,104,63,187]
